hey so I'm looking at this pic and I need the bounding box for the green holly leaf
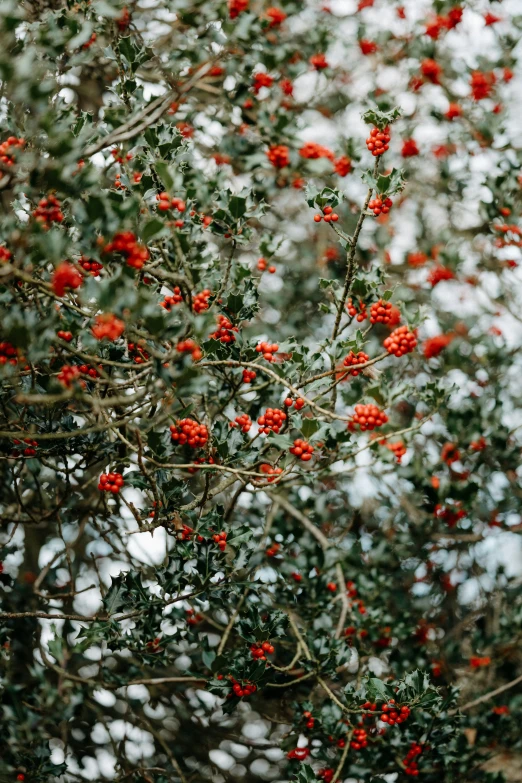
[362,105,402,129]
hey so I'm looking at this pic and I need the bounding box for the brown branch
[331,157,379,340]
[82,61,217,158]
[452,673,522,714]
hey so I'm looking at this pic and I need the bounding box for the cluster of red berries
[425,6,462,37]
[258,408,286,434]
[384,325,417,356]
[266,541,281,557]
[156,192,186,212]
[368,196,392,216]
[266,144,290,168]
[187,455,216,474]
[284,397,305,409]
[470,436,487,452]
[434,503,466,528]
[211,152,230,164]
[82,32,97,50]
[161,288,183,310]
[350,727,368,750]
[0,342,21,366]
[422,333,454,359]
[266,6,286,26]
[381,439,407,463]
[177,339,202,362]
[402,138,420,157]
[210,315,238,343]
[256,341,278,361]
[92,313,125,341]
[334,155,352,177]
[211,531,227,551]
[192,289,211,313]
[186,609,203,626]
[441,442,461,465]
[145,636,161,651]
[242,369,256,384]
[360,39,378,54]
[111,148,132,164]
[230,413,252,433]
[289,439,314,461]
[343,351,370,376]
[326,581,337,592]
[0,245,11,262]
[299,142,334,161]
[470,655,491,668]
[170,419,209,448]
[408,251,429,267]
[252,72,274,93]
[318,768,334,783]
[345,626,369,641]
[113,173,126,190]
[12,438,38,457]
[33,195,64,226]
[287,747,309,761]
[302,710,315,729]
[104,231,150,270]
[354,597,367,615]
[175,121,194,139]
[57,330,73,342]
[427,264,455,287]
[250,640,275,660]
[419,57,442,86]
[78,363,100,378]
[366,126,390,156]
[310,53,328,70]
[470,70,496,101]
[178,523,196,541]
[445,102,463,121]
[52,262,83,297]
[231,678,257,698]
[404,742,424,776]
[370,299,393,324]
[350,404,388,431]
[79,256,103,276]
[257,257,276,273]
[57,365,82,388]
[347,298,367,321]
[258,463,283,482]
[345,580,358,599]
[314,205,339,223]
[98,472,124,493]
[116,5,131,29]
[127,342,150,364]
[382,701,410,725]
[0,136,24,166]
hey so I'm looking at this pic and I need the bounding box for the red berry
[346,298,367,321]
[257,408,286,435]
[210,315,238,344]
[230,413,252,433]
[369,299,393,325]
[383,325,417,357]
[343,351,370,377]
[350,403,388,432]
[366,126,390,157]
[289,438,314,462]
[98,471,124,493]
[170,418,209,448]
